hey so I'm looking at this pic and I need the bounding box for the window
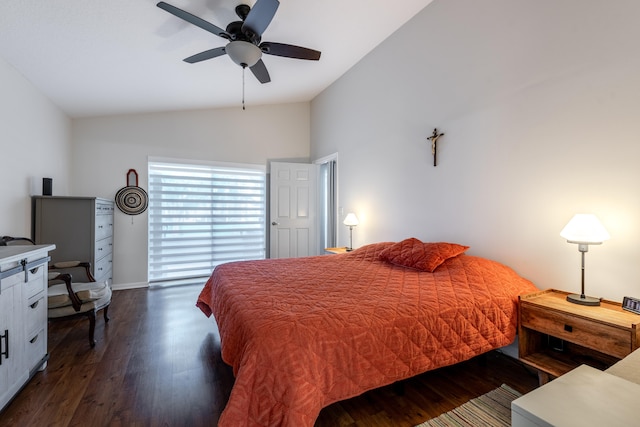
[148,159,266,283]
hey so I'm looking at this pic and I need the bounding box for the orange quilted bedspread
[196,242,537,426]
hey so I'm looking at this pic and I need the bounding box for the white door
[269,162,319,258]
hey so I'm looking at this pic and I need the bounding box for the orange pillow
[379,238,469,272]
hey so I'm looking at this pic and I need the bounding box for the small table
[324,247,348,254]
[511,364,640,426]
[518,289,640,384]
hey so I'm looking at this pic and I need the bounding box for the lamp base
[566,293,601,306]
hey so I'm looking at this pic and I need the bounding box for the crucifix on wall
[427,128,445,167]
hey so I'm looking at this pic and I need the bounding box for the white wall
[0,57,71,237]
[311,0,640,302]
[72,103,311,288]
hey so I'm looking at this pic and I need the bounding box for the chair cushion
[48,290,111,318]
[48,281,111,309]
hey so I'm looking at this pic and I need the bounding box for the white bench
[511,348,640,426]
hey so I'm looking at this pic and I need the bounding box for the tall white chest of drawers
[0,244,55,411]
[33,196,114,284]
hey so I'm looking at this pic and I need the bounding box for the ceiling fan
[157,0,321,85]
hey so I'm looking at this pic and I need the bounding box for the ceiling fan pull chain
[242,66,246,110]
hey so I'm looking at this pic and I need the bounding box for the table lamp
[343,213,359,251]
[560,214,610,306]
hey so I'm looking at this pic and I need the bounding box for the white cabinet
[0,267,24,411]
[33,196,113,284]
[0,245,55,412]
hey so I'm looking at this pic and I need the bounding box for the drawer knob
[564,324,573,332]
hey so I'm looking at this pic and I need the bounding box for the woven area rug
[415,384,521,427]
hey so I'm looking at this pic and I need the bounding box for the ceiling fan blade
[250,59,271,84]
[184,47,227,63]
[260,42,321,61]
[242,0,279,39]
[157,2,229,39]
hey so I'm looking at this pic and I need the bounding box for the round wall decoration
[115,169,149,215]
[115,185,148,215]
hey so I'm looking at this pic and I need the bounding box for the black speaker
[42,178,52,196]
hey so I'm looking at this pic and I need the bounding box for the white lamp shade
[226,41,262,67]
[343,213,359,227]
[560,214,610,244]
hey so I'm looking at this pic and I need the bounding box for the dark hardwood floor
[0,284,539,426]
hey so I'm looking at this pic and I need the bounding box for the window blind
[148,160,266,283]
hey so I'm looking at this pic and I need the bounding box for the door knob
[271,221,279,226]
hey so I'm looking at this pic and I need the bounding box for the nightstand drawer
[521,304,632,359]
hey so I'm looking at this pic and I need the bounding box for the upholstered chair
[47,261,111,347]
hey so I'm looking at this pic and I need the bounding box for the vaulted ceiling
[1,0,433,118]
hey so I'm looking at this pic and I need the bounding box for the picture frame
[622,296,640,315]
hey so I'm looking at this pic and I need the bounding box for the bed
[196,238,538,426]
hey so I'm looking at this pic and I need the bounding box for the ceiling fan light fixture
[158,0,321,85]
[226,41,262,67]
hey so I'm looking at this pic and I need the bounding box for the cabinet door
[0,273,27,411]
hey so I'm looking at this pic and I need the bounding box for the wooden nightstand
[518,289,640,384]
[324,247,348,254]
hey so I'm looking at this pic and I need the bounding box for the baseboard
[111,281,149,291]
